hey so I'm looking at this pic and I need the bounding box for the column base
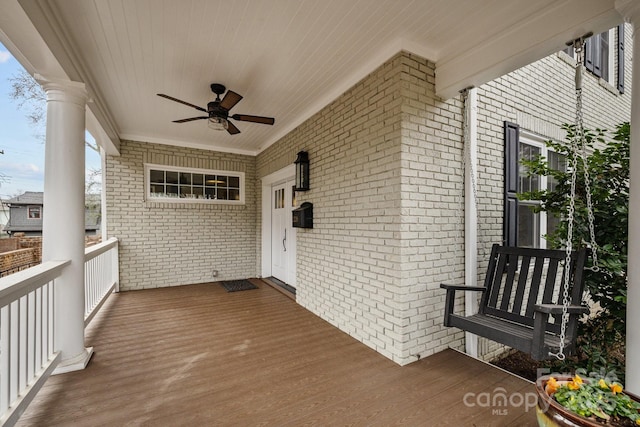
[53,347,94,375]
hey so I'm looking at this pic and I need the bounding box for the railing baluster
[83,238,119,326]
[1,305,9,414]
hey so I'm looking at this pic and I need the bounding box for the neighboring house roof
[6,191,43,206]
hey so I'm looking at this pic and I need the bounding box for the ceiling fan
[157,83,275,135]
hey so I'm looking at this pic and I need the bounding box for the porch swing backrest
[441,244,589,360]
[479,245,586,332]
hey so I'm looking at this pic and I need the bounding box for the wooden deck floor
[17,280,537,426]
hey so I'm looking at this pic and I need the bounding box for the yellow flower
[545,377,559,395]
[568,375,583,390]
[598,379,608,389]
[610,383,623,394]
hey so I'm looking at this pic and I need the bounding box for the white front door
[271,180,296,286]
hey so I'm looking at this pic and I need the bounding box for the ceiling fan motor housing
[207,101,229,119]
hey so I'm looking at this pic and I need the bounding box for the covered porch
[1,0,640,424]
[17,281,535,426]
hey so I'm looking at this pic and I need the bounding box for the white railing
[0,260,69,427]
[84,238,119,327]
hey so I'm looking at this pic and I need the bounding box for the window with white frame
[27,206,41,219]
[516,133,566,248]
[145,164,245,204]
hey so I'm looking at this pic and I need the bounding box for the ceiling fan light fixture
[208,116,229,131]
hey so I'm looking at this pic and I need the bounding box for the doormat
[219,279,259,292]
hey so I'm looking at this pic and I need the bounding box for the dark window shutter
[584,37,595,74]
[618,25,625,94]
[504,122,519,247]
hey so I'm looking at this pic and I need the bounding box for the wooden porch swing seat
[441,244,589,360]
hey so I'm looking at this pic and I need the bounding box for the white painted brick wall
[257,52,466,365]
[106,140,258,291]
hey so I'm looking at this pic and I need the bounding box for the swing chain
[550,38,585,361]
[550,35,601,360]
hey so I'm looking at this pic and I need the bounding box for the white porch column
[616,0,640,395]
[39,77,94,373]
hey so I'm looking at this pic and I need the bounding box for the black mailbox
[292,202,313,228]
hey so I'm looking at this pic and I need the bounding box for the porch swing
[440,36,598,361]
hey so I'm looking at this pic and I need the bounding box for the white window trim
[144,163,245,205]
[27,206,42,220]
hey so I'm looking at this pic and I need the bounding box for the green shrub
[519,123,629,380]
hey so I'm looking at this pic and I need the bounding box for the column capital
[34,74,89,106]
[616,0,640,29]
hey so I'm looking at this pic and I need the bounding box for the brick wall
[105,140,257,291]
[0,248,38,275]
[0,238,18,253]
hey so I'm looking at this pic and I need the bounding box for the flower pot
[536,375,640,427]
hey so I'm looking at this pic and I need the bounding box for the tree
[519,123,629,378]
[8,69,101,190]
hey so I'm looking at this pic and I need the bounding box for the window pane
[150,184,164,195]
[518,204,540,248]
[548,151,566,192]
[180,186,192,197]
[193,187,204,197]
[218,188,228,200]
[519,143,541,193]
[547,213,561,238]
[216,175,229,187]
[205,187,216,199]
[228,176,240,188]
[205,175,218,186]
[150,169,164,183]
[166,185,178,196]
[180,173,192,185]
[229,189,240,201]
[166,171,179,184]
[192,174,204,185]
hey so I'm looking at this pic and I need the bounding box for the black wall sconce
[294,151,310,191]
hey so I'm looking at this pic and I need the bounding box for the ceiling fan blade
[219,90,243,110]
[157,94,207,113]
[227,121,241,135]
[231,114,275,125]
[173,116,209,123]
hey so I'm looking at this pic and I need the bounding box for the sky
[0,41,101,200]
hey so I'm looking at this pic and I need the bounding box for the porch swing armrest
[439,284,486,292]
[534,304,590,315]
[441,284,486,327]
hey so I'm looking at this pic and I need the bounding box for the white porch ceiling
[1,0,624,155]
